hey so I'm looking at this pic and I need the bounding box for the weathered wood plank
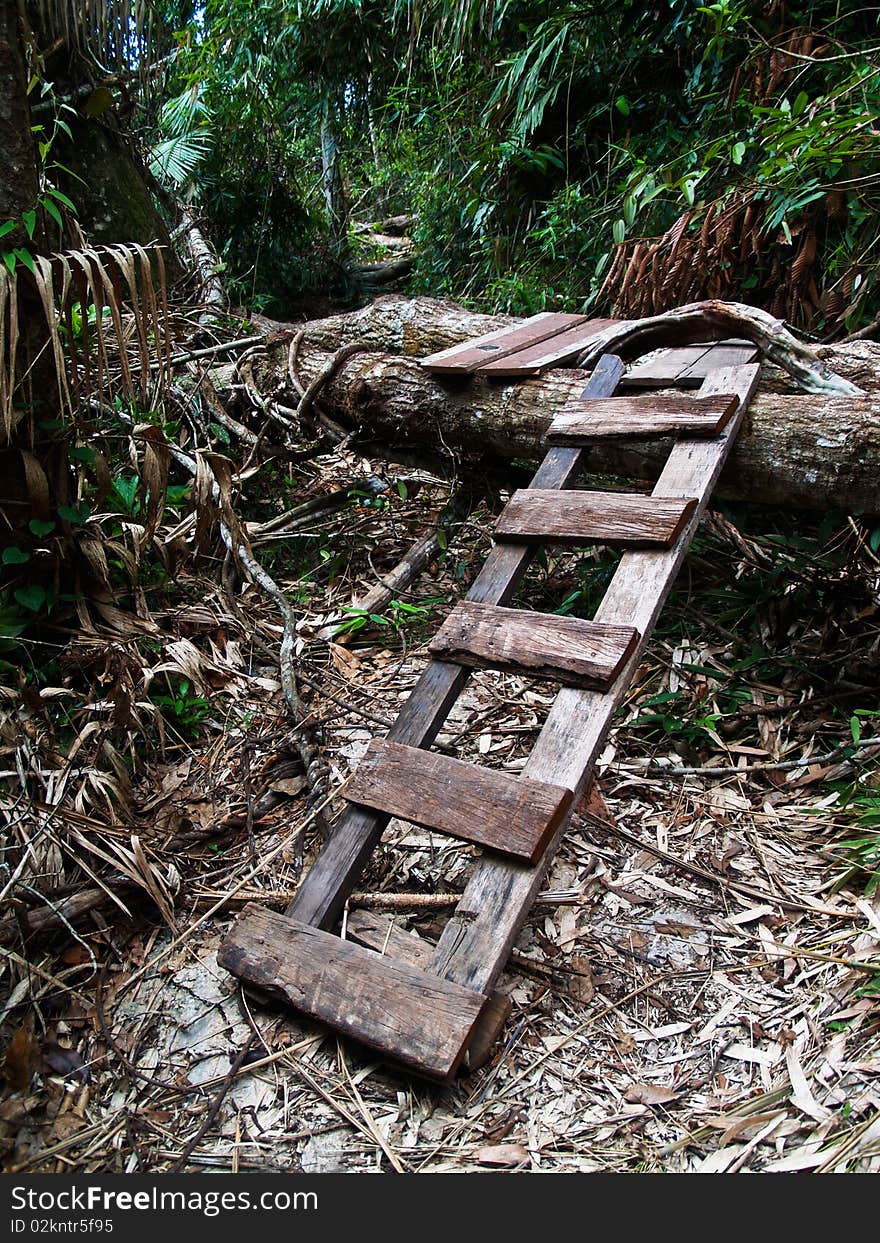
[546,393,739,442]
[624,340,757,387]
[476,318,619,377]
[421,312,588,374]
[623,344,713,386]
[429,601,638,690]
[430,363,762,995]
[219,905,487,1081]
[284,355,625,932]
[345,910,512,1069]
[678,341,758,382]
[346,738,574,864]
[494,488,697,548]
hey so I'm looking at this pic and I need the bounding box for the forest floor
[3,399,880,1174]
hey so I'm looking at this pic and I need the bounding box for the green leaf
[615,95,630,117]
[612,218,626,245]
[57,501,90,525]
[436,527,447,550]
[21,210,36,239]
[28,519,55,537]
[45,187,76,211]
[0,220,16,240]
[209,421,231,445]
[732,141,746,165]
[396,480,408,501]
[14,584,46,612]
[41,198,63,229]
[83,87,115,118]
[2,546,30,565]
[14,248,35,274]
[3,251,17,276]
[851,715,862,746]
[69,445,96,465]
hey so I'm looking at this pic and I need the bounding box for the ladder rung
[345,910,512,1071]
[218,906,488,1082]
[546,393,739,442]
[494,489,696,547]
[346,738,573,864]
[429,600,639,689]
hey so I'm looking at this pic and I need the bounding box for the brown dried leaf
[473,1143,530,1167]
[623,1083,679,1106]
[3,1023,39,1093]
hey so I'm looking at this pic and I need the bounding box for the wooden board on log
[546,393,739,442]
[345,910,512,1070]
[429,363,762,997]
[218,905,488,1081]
[346,738,574,864]
[421,312,589,374]
[282,356,625,932]
[429,600,639,690]
[494,488,697,547]
[476,318,619,377]
[624,341,757,387]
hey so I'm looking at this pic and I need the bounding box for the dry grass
[1,334,878,1174]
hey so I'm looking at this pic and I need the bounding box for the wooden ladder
[220,327,762,1083]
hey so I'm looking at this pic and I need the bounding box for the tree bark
[0,2,38,225]
[240,297,880,514]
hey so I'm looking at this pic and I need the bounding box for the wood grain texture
[429,363,762,995]
[345,910,512,1070]
[346,738,574,863]
[476,318,619,376]
[547,393,738,442]
[429,601,638,690]
[284,356,625,931]
[219,905,488,1081]
[624,341,757,387]
[494,488,697,548]
[678,342,758,381]
[421,312,588,374]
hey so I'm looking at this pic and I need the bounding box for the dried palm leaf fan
[0,244,171,442]
[32,0,156,80]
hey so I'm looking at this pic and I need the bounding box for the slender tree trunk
[320,92,349,260]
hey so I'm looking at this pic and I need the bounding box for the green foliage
[150,677,211,738]
[144,0,880,326]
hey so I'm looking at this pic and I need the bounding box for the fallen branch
[576,299,865,396]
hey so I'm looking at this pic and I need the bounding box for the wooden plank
[429,363,762,996]
[623,345,713,387]
[429,601,638,690]
[345,911,512,1070]
[494,489,697,548]
[284,355,625,932]
[476,318,619,377]
[678,341,758,382]
[421,312,589,375]
[624,340,758,388]
[346,738,574,864]
[218,905,488,1082]
[546,393,739,442]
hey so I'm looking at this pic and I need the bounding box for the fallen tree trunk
[230,297,880,513]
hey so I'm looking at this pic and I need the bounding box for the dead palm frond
[0,242,170,441]
[32,0,156,78]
